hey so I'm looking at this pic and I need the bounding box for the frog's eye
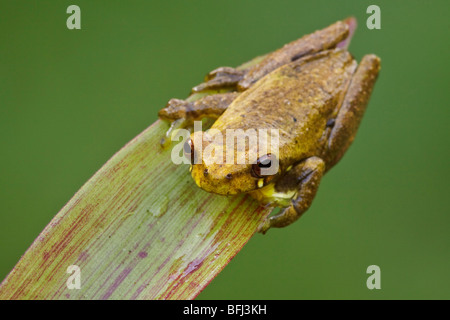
[252,153,275,178]
[184,138,195,164]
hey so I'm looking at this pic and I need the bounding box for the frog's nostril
[203,168,209,176]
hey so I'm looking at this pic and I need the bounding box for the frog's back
[212,49,357,164]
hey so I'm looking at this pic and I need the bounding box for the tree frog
[158,18,380,234]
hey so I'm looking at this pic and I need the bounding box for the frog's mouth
[191,163,257,196]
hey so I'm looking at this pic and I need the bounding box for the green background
[1,0,449,299]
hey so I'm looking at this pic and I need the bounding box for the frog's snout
[191,163,255,196]
[187,131,259,195]
[191,164,236,195]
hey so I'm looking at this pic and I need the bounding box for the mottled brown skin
[158,18,380,233]
[237,20,350,91]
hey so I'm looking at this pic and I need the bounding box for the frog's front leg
[258,157,325,234]
[158,92,239,122]
[324,54,381,169]
[158,92,239,146]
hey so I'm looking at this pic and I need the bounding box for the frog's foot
[257,219,271,235]
[192,67,245,93]
[158,98,190,121]
[257,157,325,234]
[160,118,192,148]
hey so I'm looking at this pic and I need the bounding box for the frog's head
[185,130,279,196]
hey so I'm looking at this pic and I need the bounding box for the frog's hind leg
[158,92,239,146]
[257,157,326,234]
[324,54,381,169]
[193,19,357,93]
[238,18,355,90]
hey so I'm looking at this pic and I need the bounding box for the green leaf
[0,118,272,299]
[2,18,350,298]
